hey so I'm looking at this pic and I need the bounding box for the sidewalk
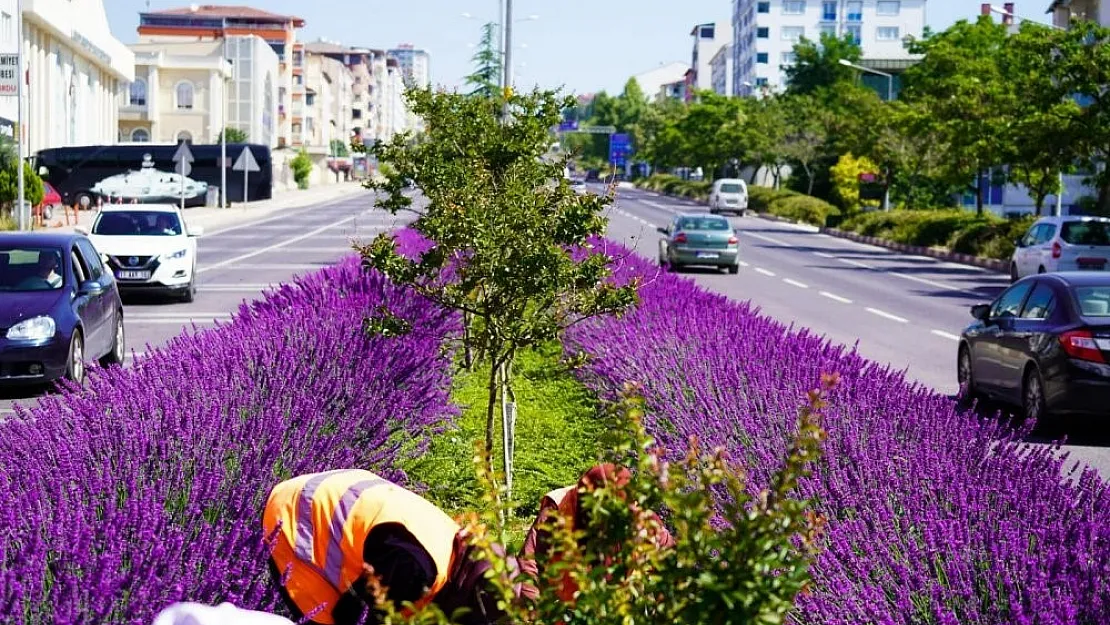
[39,181,373,235]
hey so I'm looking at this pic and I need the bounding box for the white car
[709,178,748,216]
[1010,215,1110,282]
[77,204,204,302]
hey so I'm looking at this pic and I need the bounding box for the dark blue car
[0,232,125,386]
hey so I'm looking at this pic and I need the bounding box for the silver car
[657,213,740,274]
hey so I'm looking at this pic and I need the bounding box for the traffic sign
[173,141,194,178]
[609,133,632,167]
[0,55,18,96]
[233,146,261,203]
[558,120,579,132]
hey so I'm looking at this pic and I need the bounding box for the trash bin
[206,187,219,207]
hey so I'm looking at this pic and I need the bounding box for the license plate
[117,270,151,280]
[1078,259,1106,270]
[696,252,720,259]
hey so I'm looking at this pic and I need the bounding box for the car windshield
[678,217,731,231]
[1061,220,1110,246]
[93,211,183,236]
[719,183,743,194]
[1075,286,1110,317]
[0,246,64,292]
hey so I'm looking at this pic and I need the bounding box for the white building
[689,21,729,95]
[0,0,133,152]
[631,62,690,103]
[731,0,926,95]
[709,43,734,96]
[1048,0,1110,26]
[386,44,428,133]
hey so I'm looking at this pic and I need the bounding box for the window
[783,1,805,14]
[877,26,900,41]
[0,247,64,292]
[755,77,768,86]
[757,2,770,13]
[782,26,805,42]
[130,128,150,142]
[757,27,769,38]
[757,52,769,64]
[876,1,901,15]
[129,78,147,106]
[1020,284,1056,320]
[990,283,1033,319]
[847,1,863,21]
[845,24,861,44]
[1,12,12,45]
[822,1,837,21]
[781,51,798,65]
[820,24,838,38]
[1036,223,1058,244]
[1075,287,1110,317]
[71,248,88,285]
[175,81,194,110]
[176,130,192,142]
[75,240,104,280]
[1061,220,1110,245]
[700,25,715,39]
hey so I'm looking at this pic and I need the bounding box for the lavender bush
[564,239,1110,624]
[0,255,458,624]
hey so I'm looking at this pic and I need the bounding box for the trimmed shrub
[636,174,710,201]
[767,194,840,227]
[747,185,800,213]
[0,253,459,623]
[839,209,1035,260]
[564,240,1110,624]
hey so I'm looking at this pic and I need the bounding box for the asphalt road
[0,188,402,415]
[602,184,1110,479]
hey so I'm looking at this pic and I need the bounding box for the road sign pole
[244,167,248,204]
[16,0,25,230]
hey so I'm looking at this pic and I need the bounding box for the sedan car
[657,213,740,274]
[79,204,203,302]
[0,232,125,386]
[1010,215,1110,282]
[958,272,1110,420]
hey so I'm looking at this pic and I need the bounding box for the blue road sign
[609,133,631,167]
[558,120,579,131]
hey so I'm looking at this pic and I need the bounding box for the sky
[106,0,1054,96]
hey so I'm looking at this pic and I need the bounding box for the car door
[994,281,1057,401]
[1015,224,1040,276]
[1033,223,1059,273]
[71,242,111,357]
[974,281,1034,390]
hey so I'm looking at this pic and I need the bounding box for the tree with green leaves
[217,127,248,143]
[360,88,639,499]
[785,33,863,95]
[780,95,829,195]
[465,22,503,99]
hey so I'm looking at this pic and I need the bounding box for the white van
[709,178,748,216]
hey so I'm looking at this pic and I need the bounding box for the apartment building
[709,43,734,96]
[631,62,690,103]
[137,4,303,148]
[302,43,354,155]
[688,21,729,98]
[731,0,926,95]
[386,43,430,89]
[0,0,133,153]
[1048,0,1110,26]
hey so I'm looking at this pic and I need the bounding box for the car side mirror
[38,166,48,177]
[78,280,105,297]
[74,225,89,236]
[970,303,991,321]
[657,226,669,235]
[1014,238,1024,248]
[187,225,204,238]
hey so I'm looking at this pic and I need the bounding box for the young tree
[464,22,503,99]
[780,95,828,195]
[785,33,863,95]
[217,127,248,143]
[360,89,639,498]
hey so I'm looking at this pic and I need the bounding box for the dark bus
[34,143,273,209]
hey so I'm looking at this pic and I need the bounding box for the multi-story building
[631,62,690,103]
[302,43,354,155]
[304,40,375,147]
[688,21,729,98]
[709,43,734,96]
[118,40,233,145]
[0,0,133,153]
[386,43,430,89]
[137,4,303,148]
[1048,0,1110,26]
[731,0,926,96]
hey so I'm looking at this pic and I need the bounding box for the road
[602,184,1110,479]
[0,189,402,415]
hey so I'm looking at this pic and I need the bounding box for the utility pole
[501,0,512,121]
[16,0,25,230]
[220,43,228,209]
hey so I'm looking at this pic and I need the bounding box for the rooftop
[142,5,305,27]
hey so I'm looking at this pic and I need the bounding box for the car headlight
[167,248,188,260]
[7,316,56,341]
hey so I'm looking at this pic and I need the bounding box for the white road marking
[200,283,275,292]
[866,307,909,323]
[783,278,809,289]
[205,263,329,271]
[738,260,750,267]
[742,231,790,246]
[814,251,837,259]
[837,257,873,269]
[125,318,230,325]
[643,200,683,214]
[931,330,961,342]
[260,246,358,254]
[126,311,231,318]
[198,212,374,274]
[820,291,853,304]
[886,271,983,298]
[754,267,776,277]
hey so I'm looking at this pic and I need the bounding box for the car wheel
[1022,366,1047,423]
[957,345,978,401]
[728,264,739,275]
[668,262,683,273]
[1038,266,1046,274]
[181,264,197,303]
[1009,263,1019,283]
[100,313,125,367]
[65,331,86,386]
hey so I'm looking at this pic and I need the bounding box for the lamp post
[839,59,894,211]
[989,3,1066,217]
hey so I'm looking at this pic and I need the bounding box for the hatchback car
[1010,216,1110,282]
[709,178,748,216]
[958,272,1110,421]
[657,213,740,274]
[0,233,125,386]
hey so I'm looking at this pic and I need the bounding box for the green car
[657,213,740,274]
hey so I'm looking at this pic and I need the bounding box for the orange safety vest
[263,470,462,625]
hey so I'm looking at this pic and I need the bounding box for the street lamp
[839,59,894,210]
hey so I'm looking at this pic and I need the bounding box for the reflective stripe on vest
[293,472,388,588]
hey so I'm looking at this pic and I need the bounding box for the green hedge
[746,185,839,227]
[839,209,1036,261]
[637,174,711,201]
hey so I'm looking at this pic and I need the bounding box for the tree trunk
[805,164,815,196]
[462,312,474,370]
[484,354,500,467]
[975,168,984,217]
[499,357,516,502]
[748,166,760,185]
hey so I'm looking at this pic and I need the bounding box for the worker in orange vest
[518,463,675,603]
[262,469,534,625]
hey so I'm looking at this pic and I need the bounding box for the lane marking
[837,257,873,269]
[126,311,231,318]
[931,330,961,342]
[820,291,852,304]
[198,212,371,273]
[204,263,330,271]
[124,318,230,325]
[814,251,837,259]
[754,267,776,277]
[866,307,909,323]
[642,200,683,214]
[202,192,374,237]
[738,260,750,267]
[783,278,809,289]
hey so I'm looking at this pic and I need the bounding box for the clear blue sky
[107,1,1052,95]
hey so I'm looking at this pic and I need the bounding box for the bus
[34,143,273,209]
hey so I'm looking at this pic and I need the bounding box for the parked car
[77,204,204,303]
[709,178,748,216]
[657,213,740,274]
[958,272,1110,420]
[37,182,63,222]
[0,232,125,386]
[1010,215,1110,282]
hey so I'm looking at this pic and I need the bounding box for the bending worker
[263,469,533,625]
[519,463,675,602]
